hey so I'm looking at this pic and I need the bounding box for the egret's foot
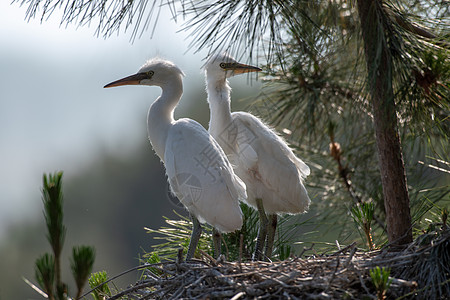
[186,215,202,260]
[213,227,222,259]
[265,214,278,260]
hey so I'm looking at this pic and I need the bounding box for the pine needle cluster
[31,172,96,300]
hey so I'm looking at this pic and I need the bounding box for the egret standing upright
[104,58,246,260]
[204,53,311,260]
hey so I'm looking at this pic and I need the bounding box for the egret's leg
[265,214,278,259]
[186,215,202,260]
[252,198,268,261]
[212,227,222,259]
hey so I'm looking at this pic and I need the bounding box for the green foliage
[88,271,112,300]
[415,203,450,243]
[144,211,213,261]
[41,172,66,299]
[71,246,96,299]
[35,253,55,299]
[144,252,163,276]
[369,266,392,300]
[351,202,375,250]
[277,244,292,261]
[442,207,448,228]
[144,204,309,262]
[15,1,311,61]
[31,172,96,300]
[180,0,297,61]
[224,204,310,260]
[222,203,259,260]
[42,171,66,286]
[42,172,66,247]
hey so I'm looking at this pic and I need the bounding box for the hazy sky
[0,2,231,237]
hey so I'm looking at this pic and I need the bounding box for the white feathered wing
[225,112,311,214]
[164,118,246,233]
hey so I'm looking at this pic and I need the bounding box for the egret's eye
[219,63,227,69]
[147,70,154,77]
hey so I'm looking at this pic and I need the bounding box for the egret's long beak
[225,63,262,75]
[104,73,148,88]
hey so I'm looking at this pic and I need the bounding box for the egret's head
[205,53,261,80]
[104,58,184,88]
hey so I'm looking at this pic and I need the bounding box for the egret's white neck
[147,76,183,161]
[205,72,233,138]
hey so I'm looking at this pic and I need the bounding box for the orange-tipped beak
[226,63,262,75]
[104,73,148,88]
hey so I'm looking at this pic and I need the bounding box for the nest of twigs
[99,230,449,299]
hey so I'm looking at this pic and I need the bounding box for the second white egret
[204,53,311,260]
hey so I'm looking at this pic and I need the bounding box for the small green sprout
[71,246,96,300]
[88,271,111,300]
[351,202,375,250]
[35,253,55,300]
[370,266,392,300]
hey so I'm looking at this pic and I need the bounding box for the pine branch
[385,5,450,49]
[71,246,96,300]
[42,171,66,298]
[35,253,55,300]
[328,124,386,231]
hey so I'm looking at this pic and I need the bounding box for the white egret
[204,53,311,260]
[104,58,246,260]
